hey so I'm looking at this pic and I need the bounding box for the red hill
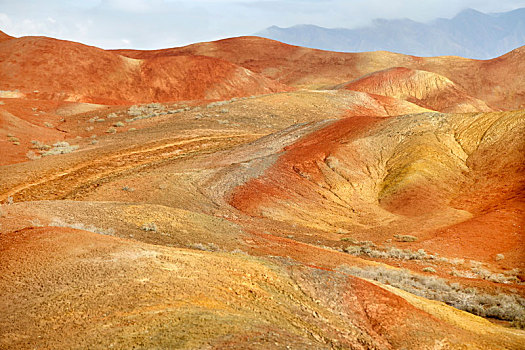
[337,67,492,113]
[115,37,525,110]
[0,36,291,105]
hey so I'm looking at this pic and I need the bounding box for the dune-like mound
[0,36,290,105]
[337,67,492,113]
[116,37,524,110]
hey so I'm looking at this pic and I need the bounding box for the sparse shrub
[127,103,167,122]
[50,217,115,236]
[26,150,41,160]
[470,260,484,268]
[190,242,220,252]
[122,186,134,192]
[6,196,13,205]
[44,122,53,128]
[147,103,163,109]
[142,222,157,232]
[31,140,51,150]
[107,113,118,119]
[344,244,428,261]
[127,105,142,116]
[90,139,98,145]
[95,118,105,122]
[53,141,70,147]
[338,265,525,324]
[29,219,42,227]
[106,127,117,134]
[7,135,19,143]
[343,245,362,254]
[394,234,418,242]
[495,254,505,261]
[423,267,437,273]
[113,121,125,127]
[167,108,186,114]
[40,142,79,156]
[207,101,230,109]
[451,267,520,284]
[128,128,136,131]
[85,126,94,131]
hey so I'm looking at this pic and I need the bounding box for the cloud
[0,0,523,49]
[101,0,166,12]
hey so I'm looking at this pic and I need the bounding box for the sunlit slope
[335,67,492,113]
[230,111,525,263]
[0,36,290,105]
[1,227,523,349]
[116,37,525,110]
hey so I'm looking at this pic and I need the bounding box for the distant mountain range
[256,8,525,59]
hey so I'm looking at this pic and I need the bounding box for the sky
[0,0,524,49]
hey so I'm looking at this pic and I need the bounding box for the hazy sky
[0,0,523,49]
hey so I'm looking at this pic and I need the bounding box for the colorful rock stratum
[0,31,524,349]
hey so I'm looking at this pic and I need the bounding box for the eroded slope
[116,37,525,110]
[0,36,289,105]
[229,111,525,266]
[336,67,492,113]
[1,227,523,349]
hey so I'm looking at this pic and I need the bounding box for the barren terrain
[1,31,524,349]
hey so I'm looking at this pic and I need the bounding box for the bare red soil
[229,110,525,268]
[116,36,525,110]
[0,34,290,105]
[230,115,384,215]
[1,31,524,349]
[0,30,13,42]
[338,67,492,113]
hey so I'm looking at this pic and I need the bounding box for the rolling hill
[0,31,524,349]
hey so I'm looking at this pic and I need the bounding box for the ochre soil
[1,31,524,349]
